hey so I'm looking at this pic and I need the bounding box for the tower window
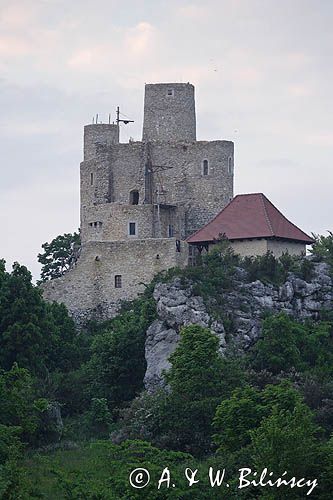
[167,88,174,97]
[202,159,209,176]
[228,157,233,174]
[130,190,139,205]
[128,222,137,236]
[90,172,94,185]
[89,221,102,228]
[168,224,174,237]
[115,275,122,288]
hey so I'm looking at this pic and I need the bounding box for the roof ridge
[234,192,264,197]
[186,195,236,241]
[260,193,274,237]
[261,194,313,240]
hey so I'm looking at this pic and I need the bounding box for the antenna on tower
[116,106,134,126]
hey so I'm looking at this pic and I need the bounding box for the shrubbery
[2,234,333,497]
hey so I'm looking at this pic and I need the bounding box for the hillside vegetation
[0,232,333,499]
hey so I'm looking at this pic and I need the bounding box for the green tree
[213,381,305,455]
[250,314,306,374]
[38,231,81,283]
[310,231,333,269]
[161,324,227,456]
[0,261,78,377]
[213,385,265,453]
[250,402,322,498]
[88,298,156,409]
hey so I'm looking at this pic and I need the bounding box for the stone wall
[41,239,188,324]
[229,239,268,257]
[84,124,119,161]
[44,82,234,318]
[142,83,196,142]
[80,139,234,241]
[144,262,333,391]
[267,239,306,257]
[202,239,307,258]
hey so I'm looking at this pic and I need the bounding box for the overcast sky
[0,0,332,279]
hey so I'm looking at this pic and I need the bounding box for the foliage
[2,241,333,498]
[213,381,303,454]
[250,313,333,378]
[310,231,333,269]
[0,261,79,377]
[242,251,314,286]
[251,402,322,498]
[38,231,81,283]
[159,325,226,456]
[25,440,245,499]
[87,297,156,410]
[0,364,45,445]
[249,313,306,374]
[0,425,31,500]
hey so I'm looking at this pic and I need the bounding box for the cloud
[67,48,96,69]
[0,35,32,56]
[0,2,37,29]
[124,22,156,56]
[66,21,158,83]
[177,4,209,19]
[285,51,311,68]
[306,133,333,146]
[288,84,313,97]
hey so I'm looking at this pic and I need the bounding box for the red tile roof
[187,193,314,245]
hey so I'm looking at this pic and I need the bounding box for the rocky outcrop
[144,279,226,391]
[144,262,333,391]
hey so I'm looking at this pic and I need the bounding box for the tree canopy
[38,231,81,283]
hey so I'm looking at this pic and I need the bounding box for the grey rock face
[144,263,333,391]
[144,278,226,392]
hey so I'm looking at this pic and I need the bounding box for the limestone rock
[144,262,333,391]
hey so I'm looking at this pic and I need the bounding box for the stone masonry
[42,83,234,321]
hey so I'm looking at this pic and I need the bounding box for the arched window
[202,159,209,176]
[130,190,139,205]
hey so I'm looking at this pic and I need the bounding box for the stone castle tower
[42,83,234,322]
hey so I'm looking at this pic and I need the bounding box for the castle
[42,83,234,321]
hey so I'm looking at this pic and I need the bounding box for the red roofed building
[187,193,314,258]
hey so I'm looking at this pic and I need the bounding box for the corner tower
[142,83,196,142]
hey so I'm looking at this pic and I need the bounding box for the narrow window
[188,245,197,266]
[202,159,209,176]
[90,172,94,185]
[115,275,122,288]
[228,157,233,174]
[168,224,174,237]
[128,222,137,236]
[90,221,102,228]
[130,190,139,205]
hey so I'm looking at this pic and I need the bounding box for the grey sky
[0,0,332,279]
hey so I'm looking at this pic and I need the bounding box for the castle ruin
[42,83,234,321]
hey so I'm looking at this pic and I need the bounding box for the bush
[310,231,333,270]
